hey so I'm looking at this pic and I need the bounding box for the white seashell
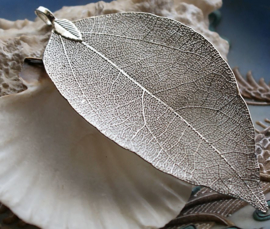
[0,62,192,229]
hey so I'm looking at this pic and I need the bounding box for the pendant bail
[35,6,55,26]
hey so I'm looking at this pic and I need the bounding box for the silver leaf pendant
[36,7,267,212]
[36,6,82,41]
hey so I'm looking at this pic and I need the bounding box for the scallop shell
[0,62,192,229]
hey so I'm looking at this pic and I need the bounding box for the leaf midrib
[80,42,249,190]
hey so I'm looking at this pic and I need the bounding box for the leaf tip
[257,198,268,213]
[249,188,268,213]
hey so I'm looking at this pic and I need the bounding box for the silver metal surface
[35,6,55,25]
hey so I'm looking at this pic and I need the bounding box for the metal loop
[35,6,55,26]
